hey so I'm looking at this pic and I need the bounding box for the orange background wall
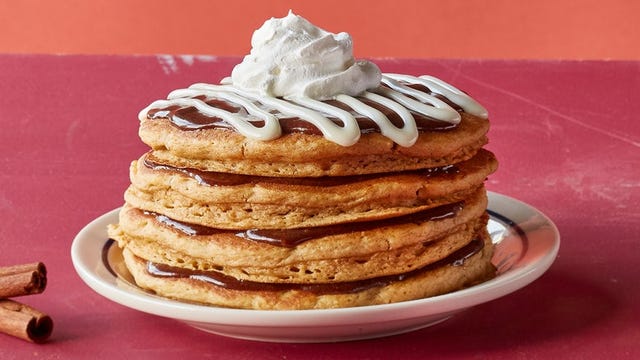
[1,0,638,59]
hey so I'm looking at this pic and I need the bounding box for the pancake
[120,231,494,310]
[111,188,488,284]
[139,111,490,177]
[107,12,498,310]
[123,149,497,229]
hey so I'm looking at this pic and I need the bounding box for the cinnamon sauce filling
[142,153,460,186]
[138,199,463,248]
[144,237,485,295]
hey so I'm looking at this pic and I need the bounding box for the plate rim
[71,191,560,328]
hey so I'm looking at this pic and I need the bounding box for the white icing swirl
[139,73,487,147]
[230,11,381,100]
[383,74,488,118]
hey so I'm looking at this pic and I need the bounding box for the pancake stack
[108,15,498,310]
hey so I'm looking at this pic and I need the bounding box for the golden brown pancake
[122,149,497,229]
[120,230,495,310]
[139,112,489,177]
[110,188,488,284]
[108,28,498,309]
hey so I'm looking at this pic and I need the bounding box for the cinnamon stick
[0,300,53,343]
[0,262,47,298]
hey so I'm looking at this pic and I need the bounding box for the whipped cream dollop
[230,11,381,100]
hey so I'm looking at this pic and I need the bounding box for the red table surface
[0,54,638,359]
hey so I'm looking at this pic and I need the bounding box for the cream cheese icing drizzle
[140,75,486,147]
[139,12,488,147]
[383,74,488,118]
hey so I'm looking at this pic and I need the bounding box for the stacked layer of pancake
[107,72,498,310]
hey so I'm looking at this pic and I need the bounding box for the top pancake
[139,111,489,177]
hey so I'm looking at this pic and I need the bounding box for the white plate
[71,192,559,343]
